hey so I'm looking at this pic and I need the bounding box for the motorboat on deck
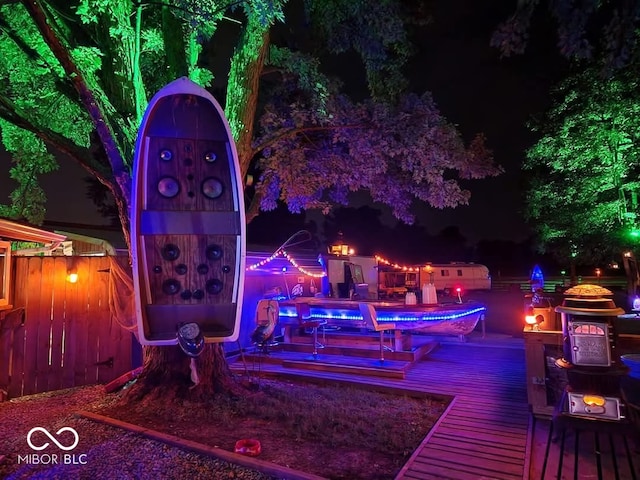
[278,297,486,336]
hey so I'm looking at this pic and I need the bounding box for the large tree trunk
[622,251,639,309]
[225,15,271,178]
[127,344,243,402]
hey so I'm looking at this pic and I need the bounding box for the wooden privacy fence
[0,256,134,399]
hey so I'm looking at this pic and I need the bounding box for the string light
[375,255,422,272]
[282,250,326,278]
[246,249,326,278]
[246,250,282,271]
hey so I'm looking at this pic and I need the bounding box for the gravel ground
[0,386,280,480]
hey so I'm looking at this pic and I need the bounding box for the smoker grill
[554,284,629,424]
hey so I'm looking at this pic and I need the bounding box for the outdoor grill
[554,284,629,424]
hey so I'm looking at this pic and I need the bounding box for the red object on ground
[234,438,262,456]
[104,367,143,394]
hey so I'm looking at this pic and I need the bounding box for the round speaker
[192,289,204,300]
[157,176,180,198]
[197,264,209,275]
[206,279,223,295]
[159,149,172,161]
[161,244,180,261]
[201,177,223,199]
[204,152,217,163]
[162,278,181,295]
[175,263,188,275]
[205,244,222,261]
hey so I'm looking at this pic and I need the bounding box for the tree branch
[245,191,262,224]
[251,124,365,159]
[0,95,113,186]
[21,0,131,206]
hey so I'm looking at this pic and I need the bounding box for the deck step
[282,358,408,379]
[239,349,412,379]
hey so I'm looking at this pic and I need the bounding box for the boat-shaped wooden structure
[278,297,486,336]
[131,77,245,345]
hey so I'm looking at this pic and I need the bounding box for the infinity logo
[27,427,79,451]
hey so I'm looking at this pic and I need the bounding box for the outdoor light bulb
[67,270,78,283]
[524,305,537,325]
[634,297,640,310]
[582,394,606,407]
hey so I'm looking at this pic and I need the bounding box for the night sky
[0,1,568,245]
[401,0,568,243]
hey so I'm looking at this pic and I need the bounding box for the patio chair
[358,303,396,365]
[296,302,327,360]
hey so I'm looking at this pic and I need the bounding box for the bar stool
[296,302,327,360]
[358,303,396,365]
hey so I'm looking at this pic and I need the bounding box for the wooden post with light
[329,231,353,257]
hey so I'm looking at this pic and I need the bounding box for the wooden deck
[230,334,640,479]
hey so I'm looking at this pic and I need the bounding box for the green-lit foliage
[525,66,640,265]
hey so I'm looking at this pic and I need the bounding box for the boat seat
[358,303,396,364]
[296,302,327,360]
[251,299,279,354]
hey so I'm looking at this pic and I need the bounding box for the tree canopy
[524,66,640,265]
[492,0,640,69]
[0,0,502,241]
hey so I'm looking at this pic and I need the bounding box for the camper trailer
[378,262,491,297]
[420,262,492,293]
[323,255,491,299]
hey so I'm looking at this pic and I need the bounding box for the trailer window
[457,269,463,276]
[440,269,449,277]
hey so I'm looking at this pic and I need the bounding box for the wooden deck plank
[529,418,552,479]
[576,430,601,479]
[409,456,523,480]
[597,433,619,480]
[433,424,527,448]
[441,416,528,436]
[604,431,640,479]
[425,437,525,462]
[416,449,524,476]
